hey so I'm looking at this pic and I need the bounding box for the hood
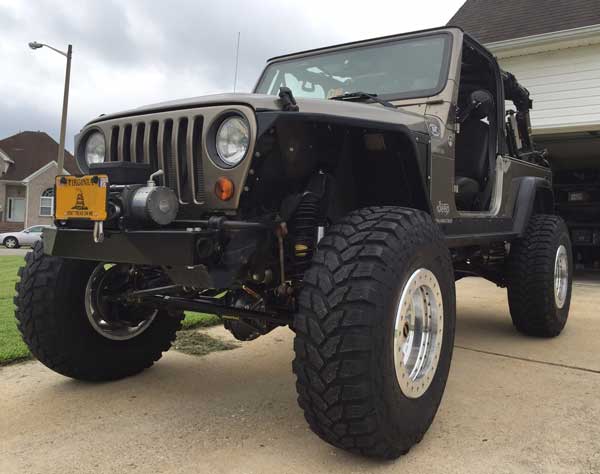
[87,93,428,132]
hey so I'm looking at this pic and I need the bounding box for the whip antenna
[233,32,240,92]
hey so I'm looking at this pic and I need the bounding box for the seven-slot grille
[106,116,206,204]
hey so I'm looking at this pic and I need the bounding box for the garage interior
[536,131,600,270]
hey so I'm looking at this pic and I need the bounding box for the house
[0,131,78,231]
[449,0,600,268]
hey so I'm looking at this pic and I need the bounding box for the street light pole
[28,41,72,174]
[57,45,72,175]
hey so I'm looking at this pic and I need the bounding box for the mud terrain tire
[293,207,455,459]
[507,214,572,337]
[14,242,183,381]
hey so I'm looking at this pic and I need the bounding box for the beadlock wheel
[554,244,568,310]
[393,268,444,399]
[85,263,157,341]
[293,207,456,458]
[14,242,183,381]
[507,214,572,337]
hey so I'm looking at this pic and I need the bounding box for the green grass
[0,256,30,364]
[181,312,221,330]
[0,255,222,365]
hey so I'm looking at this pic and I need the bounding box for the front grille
[107,116,206,204]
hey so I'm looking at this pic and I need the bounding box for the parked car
[0,225,50,248]
[16,26,572,459]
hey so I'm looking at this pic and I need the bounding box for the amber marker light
[215,177,234,201]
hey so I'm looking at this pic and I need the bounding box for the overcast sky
[0,0,464,150]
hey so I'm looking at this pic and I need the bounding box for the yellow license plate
[55,175,109,221]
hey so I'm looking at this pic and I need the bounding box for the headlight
[84,132,106,165]
[215,116,249,167]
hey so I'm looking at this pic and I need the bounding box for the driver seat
[455,92,493,210]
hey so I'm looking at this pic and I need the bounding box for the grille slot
[176,118,192,203]
[148,121,159,170]
[104,116,205,203]
[161,120,177,191]
[134,123,145,163]
[110,127,119,161]
[122,124,132,162]
[191,116,206,203]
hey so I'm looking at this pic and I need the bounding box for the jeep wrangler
[15,27,572,459]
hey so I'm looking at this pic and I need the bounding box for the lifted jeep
[16,27,572,459]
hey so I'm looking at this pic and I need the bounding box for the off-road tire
[507,214,572,337]
[14,241,183,381]
[293,207,455,459]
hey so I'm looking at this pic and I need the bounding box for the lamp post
[29,41,72,175]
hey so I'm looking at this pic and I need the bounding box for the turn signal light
[215,177,234,201]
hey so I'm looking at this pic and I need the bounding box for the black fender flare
[512,176,554,236]
[253,111,432,215]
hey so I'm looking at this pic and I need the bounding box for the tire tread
[14,242,182,381]
[293,206,454,459]
[507,214,571,337]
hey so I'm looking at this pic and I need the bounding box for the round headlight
[85,132,106,165]
[215,116,249,167]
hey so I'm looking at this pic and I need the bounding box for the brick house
[0,131,78,231]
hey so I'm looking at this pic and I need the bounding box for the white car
[0,225,51,248]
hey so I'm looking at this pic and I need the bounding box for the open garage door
[536,132,600,269]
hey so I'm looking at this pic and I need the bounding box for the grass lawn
[0,255,222,365]
[0,256,29,364]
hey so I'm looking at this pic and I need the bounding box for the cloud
[1,0,465,149]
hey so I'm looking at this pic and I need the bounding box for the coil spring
[291,194,320,278]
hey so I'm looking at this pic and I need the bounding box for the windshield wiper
[329,92,395,108]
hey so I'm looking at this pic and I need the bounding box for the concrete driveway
[0,248,29,257]
[1,277,599,474]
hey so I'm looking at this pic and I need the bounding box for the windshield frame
[254,31,454,102]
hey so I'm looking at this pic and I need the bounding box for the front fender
[242,111,431,218]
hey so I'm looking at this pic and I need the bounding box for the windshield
[255,33,451,101]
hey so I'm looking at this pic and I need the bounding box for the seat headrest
[469,90,494,120]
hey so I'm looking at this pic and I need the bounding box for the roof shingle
[0,131,79,181]
[448,0,600,44]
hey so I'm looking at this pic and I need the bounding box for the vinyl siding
[498,43,600,133]
[25,163,56,228]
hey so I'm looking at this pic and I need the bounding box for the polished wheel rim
[393,268,444,399]
[554,245,568,309]
[5,239,15,248]
[85,264,157,341]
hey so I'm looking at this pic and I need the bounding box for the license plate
[55,175,109,221]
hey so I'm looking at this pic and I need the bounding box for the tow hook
[93,221,104,243]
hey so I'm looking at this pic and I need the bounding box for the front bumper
[44,220,268,290]
[44,227,207,265]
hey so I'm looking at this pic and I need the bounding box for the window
[255,34,451,101]
[27,226,44,233]
[40,188,54,217]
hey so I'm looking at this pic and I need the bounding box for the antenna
[233,32,240,92]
